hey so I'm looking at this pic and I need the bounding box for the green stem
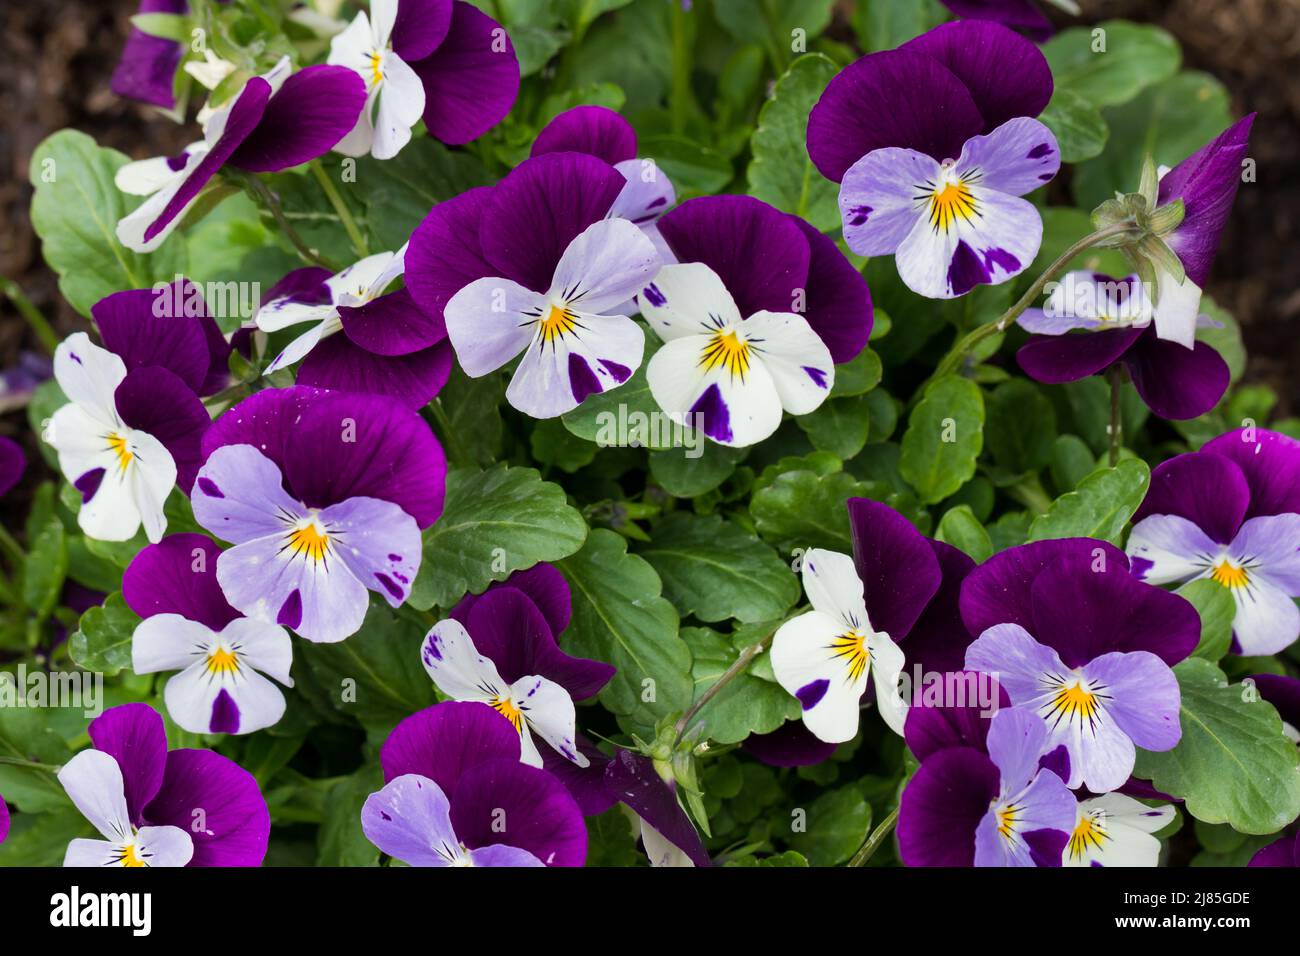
[1006,474,1054,516]
[429,398,470,468]
[233,171,340,271]
[1108,364,1124,466]
[848,805,899,867]
[0,522,24,570]
[669,0,692,136]
[674,631,775,745]
[311,162,369,259]
[0,755,62,773]
[931,222,1140,381]
[1,277,60,355]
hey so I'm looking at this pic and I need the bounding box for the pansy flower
[57,703,269,867]
[1063,793,1175,867]
[255,251,451,409]
[639,262,834,447]
[1251,673,1300,743]
[191,386,445,644]
[125,534,294,736]
[424,153,661,418]
[46,333,208,543]
[604,749,711,868]
[808,21,1058,299]
[1127,427,1300,655]
[1016,271,1230,420]
[1250,830,1299,868]
[366,701,587,866]
[961,538,1199,792]
[899,708,1076,867]
[111,0,188,109]
[116,56,366,252]
[531,106,677,260]
[937,0,1056,41]
[0,435,24,498]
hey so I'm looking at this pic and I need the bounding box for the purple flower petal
[410,1,520,146]
[113,365,210,492]
[531,106,639,165]
[87,703,169,825]
[1016,327,1143,384]
[1252,673,1300,731]
[393,0,454,62]
[1084,651,1183,754]
[297,335,452,410]
[381,701,520,791]
[606,749,710,867]
[263,266,333,307]
[743,720,839,767]
[144,748,270,866]
[0,436,25,498]
[0,794,7,844]
[1133,451,1250,545]
[541,736,616,817]
[316,494,422,609]
[1202,427,1300,520]
[111,0,186,108]
[449,758,587,866]
[897,540,976,674]
[123,533,239,632]
[847,497,942,640]
[898,746,1000,867]
[1249,832,1299,867]
[452,563,572,637]
[903,670,1009,762]
[227,65,367,173]
[405,186,498,326]
[340,288,445,356]
[791,216,873,364]
[1123,331,1229,421]
[361,773,461,866]
[938,0,1055,41]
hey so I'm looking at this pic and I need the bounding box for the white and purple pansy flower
[1062,793,1176,868]
[366,701,587,867]
[1016,271,1231,420]
[899,708,1077,867]
[1127,427,1300,656]
[46,332,209,543]
[58,703,270,867]
[426,152,662,418]
[808,20,1058,299]
[190,386,445,644]
[115,56,366,252]
[961,538,1200,793]
[111,0,188,109]
[255,250,452,410]
[124,534,294,736]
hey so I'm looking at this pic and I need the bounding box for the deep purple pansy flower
[605,749,711,867]
[57,703,270,866]
[961,538,1199,792]
[532,105,678,261]
[1016,271,1230,420]
[47,332,209,543]
[937,0,1056,41]
[191,386,445,644]
[255,251,452,410]
[1250,830,1299,867]
[408,152,662,418]
[329,0,520,159]
[808,21,1058,299]
[1250,673,1300,738]
[116,56,366,252]
[368,701,587,866]
[125,534,294,736]
[1127,427,1300,656]
[899,708,1075,867]
[112,0,188,109]
[0,435,25,498]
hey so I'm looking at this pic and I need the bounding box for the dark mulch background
[1,0,1297,526]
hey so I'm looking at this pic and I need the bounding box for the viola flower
[961,538,1200,793]
[125,534,294,736]
[605,749,711,868]
[1063,793,1175,867]
[937,0,1056,41]
[116,56,366,252]
[368,701,587,866]
[0,435,24,498]
[1016,271,1230,420]
[899,708,1076,867]
[57,703,270,867]
[46,333,208,543]
[531,106,678,260]
[808,21,1058,299]
[639,263,833,447]
[111,0,187,109]
[1250,830,1299,868]
[1127,428,1300,655]
[1146,116,1254,348]
[433,153,662,418]
[1250,673,1300,742]
[255,252,451,410]
[191,386,445,644]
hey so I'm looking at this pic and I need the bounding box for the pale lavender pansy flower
[191,386,445,644]
[125,534,294,736]
[59,703,270,867]
[1063,792,1175,867]
[1127,427,1300,656]
[808,21,1058,299]
[368,702,587,866]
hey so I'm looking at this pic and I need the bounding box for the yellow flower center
[287,519,330,563]
[539,304,578,345]
[368,51,384,88]
[995,804,1019,840]
[118,842,146,867]
[1068,812,1109,861]
[928,179,978,233]
[828,631,870,683]
[699,329,751,379]
[490,695,523,733]
[1046,680,1101,725]
[206,646,239,675]
[106,433,133,472]
[1210,559,1249,589]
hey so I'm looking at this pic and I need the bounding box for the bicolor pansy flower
[1127,427,1300,656]
[191,386,445,644]
[58,703,270,867]
[899,708,1076,867]
[430,152,662,418]
[1063,793,1175,868]
[961,538,1199,793]
[111,0,187,109]
[604,749,712,868]
[808,21,1058,299]
[116,56,365,252]
[125,534,294,736]
[1016,271,1230,420]
[46,333,208,543]
[368,702,587,866]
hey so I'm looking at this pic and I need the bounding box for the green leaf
[316,765,384,867]
[830,348,882,398]
[788,784,872,866]
[935,505,993,563]
[409,465,588,610]
[640,135,733,197]
[0,811,94,866]
[899,376,985,505]
[851,0,946,52]
[68,592,140,678]
[353,139,491,251]
[1134,658,1300,835]
[0,708,73,813]
[750,466,881,554]
[747,53,840,231]
[562,338,679,450]
[559,529,691,724]
[1027,459,1150,544]
[130,12,189,41]
[1043,21,1181,108]
[795,397,871,460]
[680,627,798,744]
[29,130,187,316]
[639,513,799,624]
[530,419,598,473]
[649,442,745,497]
[22,513,67,622]
[1049,434,1098,494]
[984,379,1056,476]
[1039,88,1109,163]
[435,368,505,468]
[714,0,835,51]
[1177,579,1236,661]
[1197,296,1246,384]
